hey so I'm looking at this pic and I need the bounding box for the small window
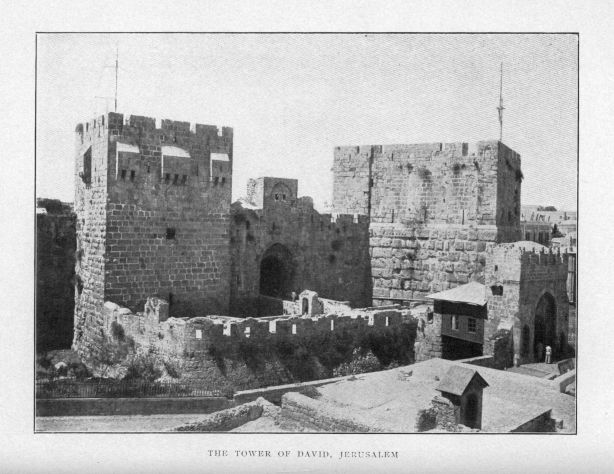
[166,227,176,240]
[330,319,335,331]
[427,311,434,323]
[292,324,297,335]
[490,285,503,296]
[468,318,477,334]
[165,173,171,184]
[451,315,459,331]
[274,193,280,201]
[282,193,286,200]
[147,165,151,174]
[181,175,187,185]
[244,327,251,338]
[195,329,202,340]
[385,316,389,327]
[213,177,219,186]
[221,177,226,185]
[120,169,127,180]
[173,174,179,185]
[130,170,136,182]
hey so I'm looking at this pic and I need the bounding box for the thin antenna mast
[497,62,505,142]
[114,46,118,112]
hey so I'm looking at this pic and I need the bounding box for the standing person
[536,342,544,362]
[545,345,552,364]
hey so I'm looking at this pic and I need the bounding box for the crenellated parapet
[103,296,405,360]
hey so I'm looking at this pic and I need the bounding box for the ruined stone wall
[332,141,521,304]
[230,178,371,315]
[485,244,569,363]
[36,201,76,351]
[102,298,407,383]
[73,112,233,360]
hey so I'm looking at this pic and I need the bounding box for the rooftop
[426,281,486,306]
[435,365,488,396]
[310,358,575,432]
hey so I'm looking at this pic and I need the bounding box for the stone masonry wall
[230,177,371,315]
[73,112,233,360]
[73,115,110,356]
[36,200,76,351]
[369,223,499,304]
[102,297,407,382]
[332,141,522,305]
[485,243,569,363]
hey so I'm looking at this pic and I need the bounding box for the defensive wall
[485,242,569,364]
[36,199,76,351]
[73,112,233,361]
[100,294,418,385]
[229,177,372,315]
[332,141,522,303]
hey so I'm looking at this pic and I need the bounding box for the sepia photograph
[34,33,577,435]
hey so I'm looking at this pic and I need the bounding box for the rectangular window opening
[452,315,459,331]
[181,175,187,185]
[165,173,171,184]
[173,174,179,185]
[130,170,136,182]
[468,318,477,334]
[195,329,202,340]
[166,227,176,240]
[120,169,127,180]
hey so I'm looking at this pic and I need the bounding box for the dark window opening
[274,193,280,201]
[282,193,286,200]
[427,311,434,323]
[490,285,503,296]
[120,169,127,180]
[221,177,226,185]
[166,227,176,240]
[165,173,171,184]
[130,170,136,182]
[173,174,179,185]
[468,318,477,333]
[147,165,151,174]
[213,177,219,186]
[181,175,187,185]
[494,265,498,272]
[245,220,251,230]
[81,148,92,185]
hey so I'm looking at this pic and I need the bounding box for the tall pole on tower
[114,46,118,112]
[497,62,504,142]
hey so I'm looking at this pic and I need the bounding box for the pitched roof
[435,366,489,396]
[426,281,486,306]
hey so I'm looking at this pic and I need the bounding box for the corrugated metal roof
[435,366,489,396]
[426,281,486,306]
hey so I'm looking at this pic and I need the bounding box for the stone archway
[534,292,557,361]
[259,243,295,299]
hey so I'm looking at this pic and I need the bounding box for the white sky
[36,33,577,211]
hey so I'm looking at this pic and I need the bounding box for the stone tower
[73,112,233,359]
[332,140,523,304]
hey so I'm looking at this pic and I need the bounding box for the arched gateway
[533,292,557,361]
[259,243,295,299]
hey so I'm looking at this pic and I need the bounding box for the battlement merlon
[75,112,233,142]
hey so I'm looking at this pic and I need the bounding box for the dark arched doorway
[463,393,479,429]
[259,244,295,299]
[534,292,557,361]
